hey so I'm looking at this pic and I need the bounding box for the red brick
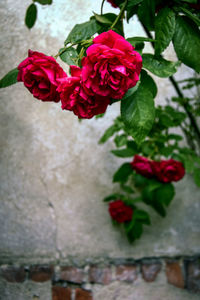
[141,263,161,282]
[75,288,92,300]
[52,286,71,300]
[89,266,112,285]
[60,266,84,284]
[29,265,53,282]
[166,261,184,289]
[186,259,200,293]
[0,265,26,283]
[116,265,137,282]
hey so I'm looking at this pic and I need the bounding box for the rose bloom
[107,0,118,8]
[17,50,67,102]
[81,30,142,100]
[57,66,110,119]
[130,155,154,178]
[152,159,185,183]
[109,200,133,223]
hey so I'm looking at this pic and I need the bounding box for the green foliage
[25,3,37,29]
[59,47,78,65]
[137,0,155,31]
[111,148,137,158]
[173,16,200,72]
[65,19,101,45]
[142,54,181,78]
[155,7,176,55]
[0,68,18,88]
[113,163,133,183]
[121,82,155,144]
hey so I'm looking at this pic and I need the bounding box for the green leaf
[155,7,176,55]
[25,3,37,29]
[59,47,78,65]
[140,69,157,98]
[155,183,175,206]
[127,140,138,152]
[180,7,200,27]
[98,125,118,144]
[114,134,127,147]
[65,19,101,45]
[137,0,155,31]
[93,13,112,25]
[134,209,151,225]
[142,54,181,78]
[111,148,137,158]
[113,163,133,183]
[33,0,52,4]
[103,193,121,202]
[173,16,200,73]
[127,37,155,43]
[0,68,19,88]
[194,168,200,187]
[120,184,135,194]
[121,84,155,144]
[94,13,124,36]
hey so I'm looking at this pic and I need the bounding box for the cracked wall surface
[0,0,200,267]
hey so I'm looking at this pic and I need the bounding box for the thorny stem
[101,0,106,15]
[110,0,128,29]
[141,23,200,150]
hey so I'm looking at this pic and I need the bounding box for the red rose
[109,200,133,223]
[130,155,154,178]
[57,66,110,119]
[81,30,142,100]
[17,50,67,102]
[107,0,119,8]
[152,159,185,183]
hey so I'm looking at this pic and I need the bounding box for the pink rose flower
[152,159,185,183]
[130,155,154,178]
[17,50,67,102]
[81,30,142,100]
[109,200,133,223]
[57,66,110,119]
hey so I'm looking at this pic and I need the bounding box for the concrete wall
[0,0,200,299]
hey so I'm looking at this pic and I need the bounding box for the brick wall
[0,256,199,299]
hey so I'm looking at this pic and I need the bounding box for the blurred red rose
[81,30,142,100]
[17,50,67,102]
[152,159,185,183]
[109,200,133,223]
[107,0,119,8]
[130,155,154,178]
[57,66,110,119]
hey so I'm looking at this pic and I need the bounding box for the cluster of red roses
[130,155,185,183]
[109,155,185,223]
[17,30,142,119]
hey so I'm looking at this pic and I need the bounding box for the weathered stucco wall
[0,0,200,299]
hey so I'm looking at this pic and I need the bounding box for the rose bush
[57,66,110,119]
[81,30,142,100]
[109,200,133,223]
[17,50,67,102]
